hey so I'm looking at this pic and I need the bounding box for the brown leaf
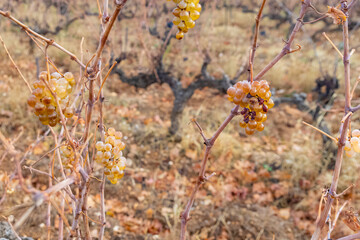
[326,6,347,25]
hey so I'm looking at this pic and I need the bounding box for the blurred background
[1,0,360,239]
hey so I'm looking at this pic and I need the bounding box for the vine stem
[311,1,352,239]
[179,105,239,240]
[82,0,128,144]
[254,0,311,81]
[0,10,85,68]
[179,1,311,239]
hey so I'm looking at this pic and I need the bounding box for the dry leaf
[326,6,347,25]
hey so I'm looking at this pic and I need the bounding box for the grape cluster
[168,0,202,40]
[227,80,274,135]
[60,144,75,169]
[344,129,360,157]
[95,128,127,184]
[27,71,75,126]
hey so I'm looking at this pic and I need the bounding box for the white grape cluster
[345,129,360,157]
[95,128,126,184]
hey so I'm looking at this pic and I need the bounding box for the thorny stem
[254,0,311,81]
[179,105,239,240]
[311,1,352,239]
[0,10,86,69]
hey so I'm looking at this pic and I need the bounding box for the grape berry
[168,0,202,40]
[344,129,360,157]
[227,80,274,135]
[95,128,127,184]
[27,71,75,126]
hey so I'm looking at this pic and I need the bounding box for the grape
[42,96,52,105]
[351,137,360,152]
[39,71,48,81]
[261,114,267,122]
[248,120,257,129]
[64,107,74,118]
[227,87,236,98]
[190,10,200,20]
[258,88,266,98]
[96,141,105,151]
[239,120,247,128]
[186,2,195,11]
[27,95,38,107]
[33,88,44,98]
[255,112,263,122]
[245,127,255,135]
[178,1,187,9]
[267,98,274,109]
[49,119,57,127]
[38,114,48,122]
[105,143,112,151]
[233,97,242,105]
[173,8,181,17]
[173,16,182,25]
[242,81,251,93]
[344,141,352,151]
[176,30,184,40]
[194,3,202,12]
[250,87,257,96]
[178,22,188,32]
[346,149,355,157]
[115,131,123,139]
[185,19,195,28]
[46,105,56,114]
[251,81,260,90]
[34,102,46,114]
[51,72,61,79]
[33,80,45,89]
[104,151,112,159]
[256,123,265,131]
[352,129,360,138]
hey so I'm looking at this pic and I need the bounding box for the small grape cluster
[27,71,75,127]
[168,0,202,40]
[95,128,127,184]
[344,129,360,157]
[227,80,274,135]
[60,144,75,169]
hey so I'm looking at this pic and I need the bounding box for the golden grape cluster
[27,71,75,126]
[344,129,360,157]
[168,0,202,40]
[95,128,127,184]
[227,80,274,135]
[60,144,76,169]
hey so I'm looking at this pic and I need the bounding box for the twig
[180,106,239,240]
[302,121,338,143]
[2,216,21,240]
[82,0,128,143]
[0,34,32,92]
[311,1,352,239]
[322,32,344,58]
[190,119,207,143]
[248,0,267,77]
[0,10,85,69]
[254,0,311,81]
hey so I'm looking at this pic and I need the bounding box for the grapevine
[95,128,127,184]
[27,71,75,126]
[344,129,360,157]
[168,0,202,40]
[227,80,274,135]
